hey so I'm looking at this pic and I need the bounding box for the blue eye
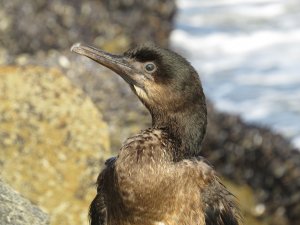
[144,63,156,73]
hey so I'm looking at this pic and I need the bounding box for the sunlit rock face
[0,66,110,225]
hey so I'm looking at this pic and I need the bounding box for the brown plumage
[71,43,241,225]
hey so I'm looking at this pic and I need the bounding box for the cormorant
[71,43,241,225]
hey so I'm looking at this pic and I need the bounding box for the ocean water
[171,0,300,149]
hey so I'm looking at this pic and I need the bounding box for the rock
[0,66,110,225]
[0,179,49,225]
[202,101,300,225]
[1,50,150,152]
[0,0,176,55]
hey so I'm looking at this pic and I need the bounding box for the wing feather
[89,157,117,225]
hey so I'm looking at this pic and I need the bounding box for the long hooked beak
[71,43,138,85]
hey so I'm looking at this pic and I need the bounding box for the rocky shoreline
[203,102,300,225]
[0,0,299,225]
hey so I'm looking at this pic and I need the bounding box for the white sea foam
[177,0,283,9]
[172,0,300,149]
[172,30,300,56]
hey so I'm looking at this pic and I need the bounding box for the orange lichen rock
[0,66,110,225]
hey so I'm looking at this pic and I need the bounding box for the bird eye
[144,63,156,73]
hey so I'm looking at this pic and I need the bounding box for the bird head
[71,43,205,114]
[71,43,207,155]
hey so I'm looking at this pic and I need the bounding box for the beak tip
[71,42,82,53]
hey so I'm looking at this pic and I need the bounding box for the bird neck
[151,102,207,160]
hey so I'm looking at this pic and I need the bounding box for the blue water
[171,0,300,149]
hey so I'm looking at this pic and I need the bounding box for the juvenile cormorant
[71,43,241,225]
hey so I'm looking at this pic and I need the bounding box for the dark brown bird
[71,43,241,225]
